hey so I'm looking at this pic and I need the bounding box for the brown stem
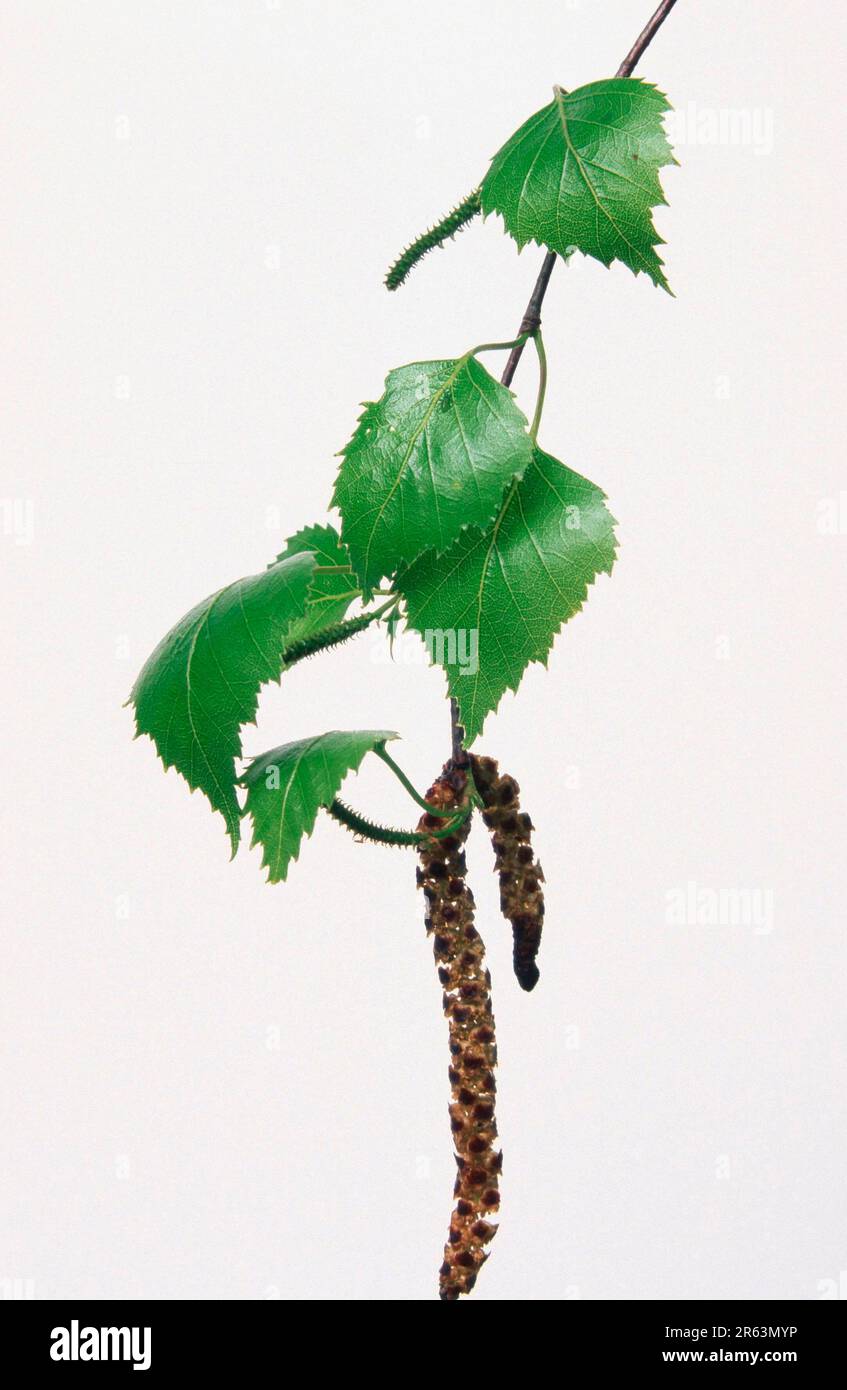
[449,0,680,765]
[434,1,682,1301]
[500,252,557,389]
[498,0,681,393]
[616,0,681,80]
[449,2,680,765]
[449,697,469,767]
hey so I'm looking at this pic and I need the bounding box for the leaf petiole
[304,589,363,605]
[467,333,529,361]
[428,807,472,838]
[375,744,457,818]
[529,329,548,442]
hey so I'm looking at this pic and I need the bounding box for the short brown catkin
[470,755,545,992]
[416,761,500,1301]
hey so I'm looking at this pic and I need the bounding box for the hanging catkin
[416,760,500,1300]
[384,189,482,290]
[470,755,545,991]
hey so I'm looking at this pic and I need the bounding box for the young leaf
[130,550,317,853]
[333,356,533,593]
[275,522,357,646]
[240,730,398,882]
[398,447,617,744]
[480,78,675,290]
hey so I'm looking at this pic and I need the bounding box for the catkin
[416,761,500,1301]
[281,610,376,668]
[384,189,482,291]
[471,755,545,992]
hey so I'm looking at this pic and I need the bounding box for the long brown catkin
[416,761,500,1300]
[471,755,546,991]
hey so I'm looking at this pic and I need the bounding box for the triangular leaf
[480,78,675,289]
[130,549,317,852]
[275,522,357,646]
[333,355,533,593]
[240,729,398,882]
[398,446,617,744]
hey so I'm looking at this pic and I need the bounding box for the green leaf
[240,730,398,882]
[275,522,357,646]
[480,78,675,290]
[130,549,317,853]
[398,446,617,744]
[333,355,533,593]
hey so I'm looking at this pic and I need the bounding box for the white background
[2,0,845,1301]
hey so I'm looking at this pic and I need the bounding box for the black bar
[0,1298,841,1375]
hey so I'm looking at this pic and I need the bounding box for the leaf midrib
[271,734,323,878]
[552,87,655,272]
[360,356,470,578]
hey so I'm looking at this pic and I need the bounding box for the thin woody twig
[449,0,681,761]
[450,698,468,766]
[498,0,680,391]
[434,2,682,1300]
[616,0,681,81]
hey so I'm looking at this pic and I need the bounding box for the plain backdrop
[2,0,845,1302]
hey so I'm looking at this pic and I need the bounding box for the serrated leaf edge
[332,355,533,593]
[401,461,619,744]
[239,731,399,883]
[480,77,677,292]
[128,550,318,857]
